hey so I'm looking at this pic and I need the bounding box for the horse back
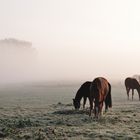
[90,77,109,101]
[125,77,139,89]
[76,81,91,99]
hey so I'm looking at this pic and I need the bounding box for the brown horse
[89,77,112,118]
[125,77,140,100]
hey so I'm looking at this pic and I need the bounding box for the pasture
[0,82,140,139]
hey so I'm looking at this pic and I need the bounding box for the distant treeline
[0,38,32,48]
[0,38,37,60]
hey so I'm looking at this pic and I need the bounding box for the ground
[0,83,140,139]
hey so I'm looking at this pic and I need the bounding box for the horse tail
[105,83,112,108]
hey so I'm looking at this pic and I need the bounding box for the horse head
[73,99,80,110]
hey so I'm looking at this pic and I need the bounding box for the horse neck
[75,90,83,101]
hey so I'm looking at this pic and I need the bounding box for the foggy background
[0,0,140,85]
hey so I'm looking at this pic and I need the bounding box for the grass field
[0,82,140,140]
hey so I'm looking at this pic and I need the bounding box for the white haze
[0,0,140,84]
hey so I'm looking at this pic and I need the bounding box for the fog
[0,39,39,84]
[38,43,140,82]
[0,0,140,84]
[0,39,139,85]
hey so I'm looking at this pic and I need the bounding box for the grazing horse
[73,81,91,110]
[89,77,112,118]
[125,77,140,100]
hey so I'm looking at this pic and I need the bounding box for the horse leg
[94,100,100,119]
[83,97,87,109]
[105,103,108,113]
[104,91,111,112]
[105,99,108,112]
[99,102,103,117]
[132,89,134,100]
[95,106,99,119]
[89,98,93,116]
[126,88,130,100]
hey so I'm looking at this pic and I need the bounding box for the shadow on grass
[52,109,89,115]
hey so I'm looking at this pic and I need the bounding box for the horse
[73,81,91,110]
[89,77,112,118]
[125,77,140,100]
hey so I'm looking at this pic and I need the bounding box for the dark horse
[73,81,91,110]
[125,77,140,100]
[89,77,112,118]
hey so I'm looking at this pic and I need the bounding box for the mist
[0,38,139,85]
[0,39,39,84]
[38,43,140,83]
[0,0,140,84]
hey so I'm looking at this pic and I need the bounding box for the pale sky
[0,0,140,82]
